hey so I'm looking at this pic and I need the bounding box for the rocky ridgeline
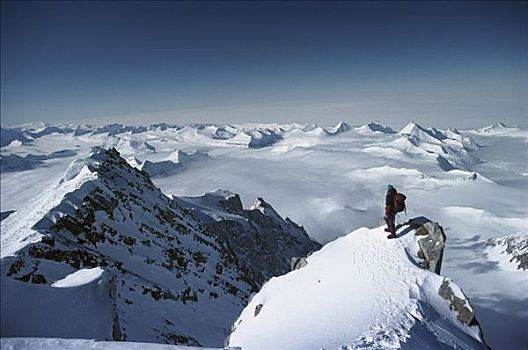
[175,192,321,286]
[488,232,528,270]
[0,148,319,347]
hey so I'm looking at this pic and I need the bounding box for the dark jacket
[385,188,397,209]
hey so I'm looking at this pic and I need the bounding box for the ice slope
[228,223,488,350]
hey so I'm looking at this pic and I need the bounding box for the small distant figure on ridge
[384,184,406,239]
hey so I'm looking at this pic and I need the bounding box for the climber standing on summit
[384,185,398,239]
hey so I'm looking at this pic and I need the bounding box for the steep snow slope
[228,222,488,350]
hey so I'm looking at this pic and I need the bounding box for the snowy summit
[228,220,489,349]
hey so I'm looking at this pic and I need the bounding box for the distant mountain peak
[492,122,507,128]
[325,121,352,135]
[399,120,424,135]
[477,122,512,133]
[356,121,395,134]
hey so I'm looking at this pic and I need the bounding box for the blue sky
[1,1,526,128]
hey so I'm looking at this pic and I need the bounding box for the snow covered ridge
[1,121,521,174]
[0,127,32,147]
[487,232,528,271]
[0,148,319,347]
[227,218,490,350]
[1,120,523,143]
[2,120,500,150]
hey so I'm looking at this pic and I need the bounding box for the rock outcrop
[487,232,528,270]
[174,192,321,286]
[414,221,446,274]
[290,257,308,271]
[438,278,479,326]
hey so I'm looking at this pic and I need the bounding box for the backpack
[393,193,407,213]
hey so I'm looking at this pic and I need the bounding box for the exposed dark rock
[0,126,32,147]
[416,222,446,274]
[1,210,15,222]
[176,193,321,286]
[487,233,528,270]
[291,257,308,271]
[438,279,478,326]
[254,303,263,317]
[221,194,244,214]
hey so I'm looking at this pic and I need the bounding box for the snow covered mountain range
[1,120,527,349]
